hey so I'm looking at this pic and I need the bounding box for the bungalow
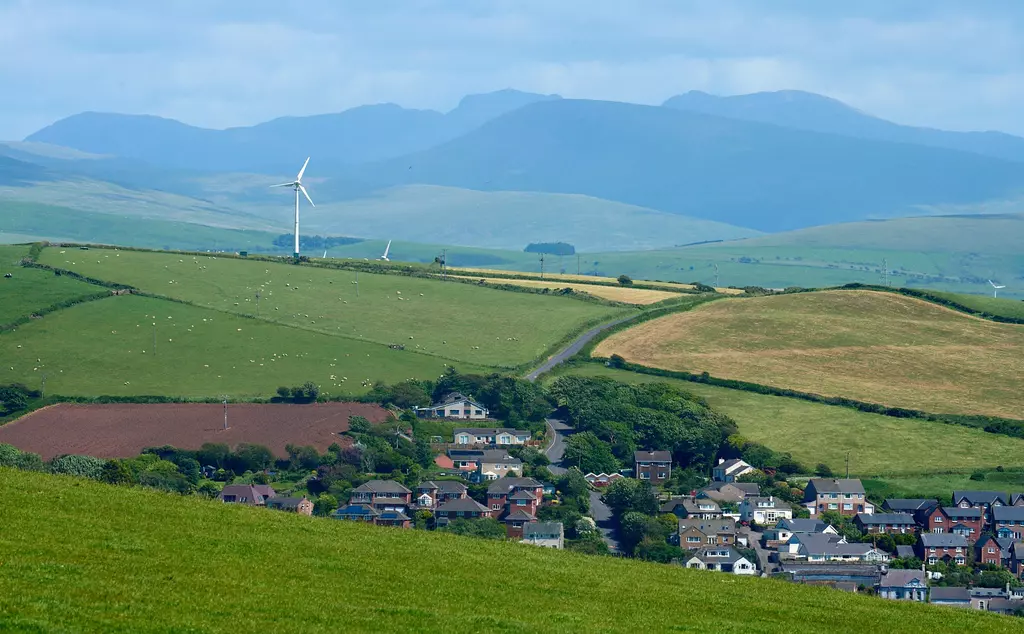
[504,509,537,538]
[952,490,1008,512]
[684,547,756,575]
[452,427,530,446]
[986,598,1022,616]
[923,506,983,541]
[523,521,564,549]
[584,472,624,487]
[265,496,314,516]
[416,480,469,509]
[991,506,1024,540]
[433,498,493,526]
[779,563,881,588]
[803,478,873,517]
[677,518,738,548]
[349,480,413,512]
[916,533,969,565]
[712,458,755,483]
[219,484,275,506]
[970,587,1010,611]
[854,512,917,535]
[739,496,793,526]
[877,569,928,601]
[928,586,971,608]
[634,450,672,485]
[415,392,489,420]
[698,481,761,504]
[975,534,1015,567]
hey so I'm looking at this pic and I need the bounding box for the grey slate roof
[418,480,469,494]
[266,496,308,509]
[504,509,536,521]
[702,481,761,496]
[690,547,746,564]
[524,521,563,538]
[943,506,983,519]
[895,545,916,559]
[377,510,411,521]
[879,569,927,587]
[883,498,937,513]
[919,533,969,548]
[929,587,970,603]
[991,505,1024,522]
[487,476,542,494]
[855,512,917,525]
[678,518,737,535]
[352,480,412,494]
[806,478,865,495]
[634,450,671,463]
[454,428,529,437]
[717,458,748,471]
[509,490,537,501]
[435,498,490,514]
[952,490,1009,506]
[778,518,830,533]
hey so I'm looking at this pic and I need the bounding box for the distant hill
[338,99,1024,231]
[663,90,1024,163]
[0,155,55,186]
[24,89,561,173]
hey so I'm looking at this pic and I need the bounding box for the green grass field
[926,290,1024,320]
[864,469,1024,501]
[1,469,1018,634]
[553,365,1024,477]
[0,245,106,326]
[0,294,486,399]
[596,290,1024,419]
[37,246,629,369]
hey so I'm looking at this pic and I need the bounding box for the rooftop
[435,498,490,514]
[855,513,916,525]
[919,533,969,548]
[454,428,530,437]
[943,506,983,519]
[806,478,865,495]
[487,477,542,495]
[952,490,1009,506]
[929,587,970,602]
[524,521,563,538]
[883,499,937,513]
[879,569,927,587]
[634,450,671,463]
[991,506,1024,522]
[352,480,412,494]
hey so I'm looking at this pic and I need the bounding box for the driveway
[738,525,773,575]
[589,491,621,554]
[524,315,636,382]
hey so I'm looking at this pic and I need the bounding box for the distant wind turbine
[989,279,1006,298]
[270,157,314,258]
[378,240,392,262]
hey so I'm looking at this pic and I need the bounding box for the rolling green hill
[0,469,1017,633]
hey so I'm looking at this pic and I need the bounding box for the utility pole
[221,396,229,430]
[41,374,46,397]
[152,322,156,356]
[845,451,850,479]
[255,290,260,317]
[713,263,720,288]
[540,253,545,279]
[442,249,447,280]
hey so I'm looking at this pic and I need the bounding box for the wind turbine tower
[271,157,314,258]
[989,280,1006,298]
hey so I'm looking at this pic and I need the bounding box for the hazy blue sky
[3,1,1023,138]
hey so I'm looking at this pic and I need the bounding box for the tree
[314,494,339,517]
[636,540,685,563]
[196,443,230,468]
[603,478,659,517]
[563,432,619,474]
[196,481,220,498]
[286,444,321,471]
[815,463,834,477]
[227,444,274,473]
[414,510,434,530]
[0,385,29,414]
[49,455,106,480]
[440,518,506,539]
[348,416,373,434]
[100,459,134,485]
[617,275,633,286]
[299,381,320,403]
[568,534,610,555]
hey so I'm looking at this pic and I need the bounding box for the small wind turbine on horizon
[270,157,314,258]
[989,279,1006,298]
[378,240,392,262]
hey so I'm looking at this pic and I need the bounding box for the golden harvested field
[449,275,679,305]
[451,268,744,294]
[594,290,1024,419]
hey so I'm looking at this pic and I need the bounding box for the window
[658,472,667,478]
[491,504,501,510]
[687,536,700,543]
[843,504,852,510]
[934,516,943,523]
[640,472,650,479]
[828,503,838,510]
[474,410,482,415]
[988,547,996,553]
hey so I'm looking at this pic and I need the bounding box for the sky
[3,0,1024,139]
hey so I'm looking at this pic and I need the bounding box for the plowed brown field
[0,402,391,459]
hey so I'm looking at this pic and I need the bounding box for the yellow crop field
[449,275,679,304]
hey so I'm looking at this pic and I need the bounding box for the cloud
[2,1,1024,138]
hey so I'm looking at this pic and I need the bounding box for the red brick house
[634,450,672,485]
[504,509,537,538]
[485,477,544,515]
[975,535,1015,567]
[434,498,493,526]
[375,510,412,529]
[416,480,469,509]
[853,513,917,535]
[991,506,1024,540]
[349,480,413,512]
[916,533,969,566]
[924,506,983,541]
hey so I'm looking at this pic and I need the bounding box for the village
[213,390,1024,616]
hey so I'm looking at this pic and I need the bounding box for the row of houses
[218,484,315,515]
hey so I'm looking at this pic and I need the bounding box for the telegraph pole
[713,263,720,288]
[221,396,229,430]
[41,374,46,397]
[845,451,850,479]
[540,253,545,279]
[152,322,156,356]
[255,290,261,317]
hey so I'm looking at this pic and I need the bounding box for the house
[739,496,793,526]
[883,499,938,514]
[448,449,523,482]
[333,504,379,522]
[975,535,1015,567]
[634,450,672,485]
[265,496,314,516]
[433,498,493,526]
[803,479,873,517]
[349,480,413,512]
[853,513,917,535]
[1010,542,1024,579]
[415,392,489,420]
[698,481,761,504]
[1012,493,1024,507]
[486,477,544,516]
[916,533,969,565]
[504,509,537,538]
[712,458,755,483]
[928,586,971,608]
[677,498,723,520]
[375,510,412,528]
[895,545,916,560]
[684,547,756,574]
[791,533,889,563]
[219,484,275,506]
[584,472,624,487]
[985,598,1022,616]
[779,563,881,588]
[452,427,530,446]
[677,518,738,548]
[763,518,837,547]
[971,587,1010,611]
[523,521,564,549]
[991,506,1024,540]
[415,480,469,509]
[952,490,1008,512]
[876,569,928,601]
[923,506,983,541]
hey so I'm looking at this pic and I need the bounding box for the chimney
[718,458,724,465]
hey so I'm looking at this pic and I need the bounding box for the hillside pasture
[37,247,628,369]
[555,365,1024,476]
[0,402,389,459]
[0,250,107,327]
[0,294,483,399]
[925,290,1024,321]
[448,275,680,305]
[594,290,1024,419]
[0,469,1018,634]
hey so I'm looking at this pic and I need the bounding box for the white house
[415,392,489,420]
[523,521,564,549]
[452,428,530,446]
[684,547,756,575]
[739,496,793,525]
[712,458,756,483]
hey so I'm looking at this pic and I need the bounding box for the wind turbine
[378,240,392,262]
[989,279,1006,298]
[270,157,314,258]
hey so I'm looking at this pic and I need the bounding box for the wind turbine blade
[297,156,310,181]
[269,182,294,188]
[299,184,315,207]
[383,240,391,259]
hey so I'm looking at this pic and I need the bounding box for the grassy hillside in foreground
[0,470,1018,634]
[36,246,629,369]
[594,290,1024,419]
[0,294,487,399]
[553,365,1024,476]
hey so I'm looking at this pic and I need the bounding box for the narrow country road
[524,315,636,382]
[543,418,571,476]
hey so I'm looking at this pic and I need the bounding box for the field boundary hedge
[582,357,1024,440]
[0,290,116,333]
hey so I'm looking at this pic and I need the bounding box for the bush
[49,455,106,480]
[617,275,633,286]
[970,471,987,481]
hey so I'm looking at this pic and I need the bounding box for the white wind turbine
[270,157,314,258]
[378,240,392,262]
[989,279,1006,298]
